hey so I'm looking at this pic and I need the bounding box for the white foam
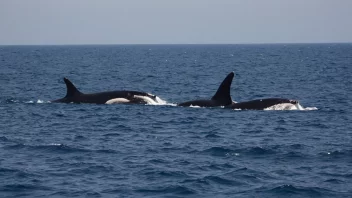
[37,99,45,103]
[264,103,299,110]
[264,102,318,111]
[294,103,318,111]
[303,107,318,110]
[25,99,47,104]
[154,96,168,105]
[49,143,62,146]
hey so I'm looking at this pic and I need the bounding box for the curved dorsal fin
[211,72,234,104]
[63,77,82,98]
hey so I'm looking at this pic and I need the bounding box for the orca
[178,72,234,107]
[226,98,299,110]
[51,78,160,105]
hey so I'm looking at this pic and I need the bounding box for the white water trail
[264,102,318,111]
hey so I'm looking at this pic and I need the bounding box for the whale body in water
[51,78,161,105]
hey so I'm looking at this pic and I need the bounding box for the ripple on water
[0,184,51,191]
[225,167,275,184]
[323,178,345,184]
[239,146,277,156]
[50,190,102,197]
[204,133,221,138]
[263,184,338,197]
[135,185,196,196]
[68,164,115,175]
[3,143,89,154]
[205,163,236,170]
[2,143,118,155]
[200,146,279,157]
[319,149,352,161]
[200,146,234,157]
[203,175,244,186]
[102,133,121,137]
[136,168,191,182]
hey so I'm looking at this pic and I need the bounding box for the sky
[1,0,352,45]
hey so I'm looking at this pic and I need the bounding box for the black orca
[51,78,160,104]
[226,98,299,110]
[178,72,234,107]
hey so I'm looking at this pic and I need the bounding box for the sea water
[0,44,351,197]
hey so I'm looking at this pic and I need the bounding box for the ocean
[0,44,351,197]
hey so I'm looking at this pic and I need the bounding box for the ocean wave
[239,146,277,155]
[280,151,309,159]
[200,146,277,157]
[0,167,18,174]
[0,136,11,142]
[102,133,121,137]
[69,165,115,175]
[0,167,40,180]
[0,184,52,192]
[141,170,190,179]
[181,175,244,188]
[135,185,196,195]
[288,143,306,149]
[200,145,313,160]
[203,175,243,186]
[3,143,116,154]
[49,190,101,197]
[226,167,275,182]
[324,178,345,184]
[204,133,221,138]
[319,149,352,159]
[263,184,336,197]
[202,163,235,170]
[147,158,170,164]
[318,168,352,179]
[95,149,119,154]
[3,143,85,153]
[200,146,234,156]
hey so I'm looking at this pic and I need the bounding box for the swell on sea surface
[197,145,352,162]
[238,184,347,197]
[2,142,118,155]
[198,145,311,159]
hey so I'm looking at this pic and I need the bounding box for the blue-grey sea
[0,44,351,197]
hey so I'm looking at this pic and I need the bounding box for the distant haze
[1,0,352,45]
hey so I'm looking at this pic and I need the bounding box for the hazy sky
[1,0,352,45]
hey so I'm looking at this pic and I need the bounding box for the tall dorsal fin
[63,77,82,98]
[211,72,234,104]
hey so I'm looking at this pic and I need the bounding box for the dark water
[0,44,351,197]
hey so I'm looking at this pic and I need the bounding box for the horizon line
[1,41,352,47]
